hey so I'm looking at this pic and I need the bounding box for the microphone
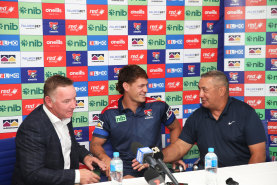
[144,167,165,185]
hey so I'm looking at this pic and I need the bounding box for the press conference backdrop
[0,0,276,171]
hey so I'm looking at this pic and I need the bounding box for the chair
[0,137,16,185]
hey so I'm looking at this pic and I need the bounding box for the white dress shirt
[43,105,80,183]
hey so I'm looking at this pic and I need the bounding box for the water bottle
[205,148,218,185]
[110,152,123,185]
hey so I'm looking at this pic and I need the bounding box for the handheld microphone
[144,167,165,185]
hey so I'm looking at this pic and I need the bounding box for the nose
[143,85,148,93]
[72,100,77,109]
[199,89,204,98]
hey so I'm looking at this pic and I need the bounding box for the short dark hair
[44,75,74,99]
[201,70,229,93]
[116,65,148,94]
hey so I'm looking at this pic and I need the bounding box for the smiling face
[124,77,148,104]
[45,85,76,120]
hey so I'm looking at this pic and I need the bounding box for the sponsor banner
[166,21,184,35]
[202,6,220,21]
[183,63,200,77]
[65,4,86,20]
[166,49,183,64]
[165,91,182,106]
[267,32,277,45]
[87,0,108,4]
[202,20,219,34]
[20,52,44,67]
[128,35,147,50]
[108,65,123,80]
[67,66,88,82]
[266,19,277,32]
[148,78,165,93]
[245,6,267,19]
[66,20,87,35]
[128,5,147,20]
[0,52,20,68]
[166,6,184,20]
[268,122,277,134]
[22,99,43,116]
[108,5,128,21]
[201,34,218,48]
[147,35,166,50]
[225,7,245,20]
[245,58,265,71]
[269,134,277,147]
[0,18,19,35]
[108,50,128,65]
[148,6,166,20]
[44,52,66,67]
[244,84,266,96]
[229,84,244,96]
[108,20,128,35]
[184,21,202,34]
[200,62,217,74]
[147,49,165,64]
[74,81,88,97]
[201,48,217,62]
[267,6,277,19]
[183,49,201,63]
[20,35,43,52]
[224,46,244,59]
[183,104,200,118]
[224,33,245,46]
[44,67,66,80]
[166,35,184,49]
[0,68,21,84]
[183,76,200,91]
[21,67,44,84]
[185,6,202,21]
[0,35,20,51]
[88,95,108,111]
[65,0,87,4]
[171,105,183,119]
[0,100,22,117]
[0,84,21,101]
[88,81,108,96]
[147,64,165,79]
[266,84,277,96]
[246,0,267,6]
[89,111,101,126]
[244,96,265,109]
[245,45,266,58]
[128,20,147,35]
[184,0,202,6]
[244,71,265,84]
[43,19,65,35]
[43,35,66,52]
[245,32,266,46]
[108,0,128,5]
[19,19,43,35]
[108,35,128,50]
[165,77,183,92]
[87,51,108,66]
[108,80,120,95]
[66,36,87,51]
[225,71,244,84]
[183,90,200,105]
[166,0,184,6]
[269,147,277,161]
[147,92,165,101]
[266,58,277,71]
[21,83,44,99]
[73,126,89,142]
[147,20,166,35]
[128,50,147,64]
[87,5,108,20]
[0,1,18,18]
[42,3,65,20]
[74,97,89,112]
[148,0,166,5]
[18,2,42,19]
[165,63,183,78]
[225,20,245,33]
[267,45,277,58]
[66,51,87,66]
[224,0,245,7]
[265,96,277,109]
[184,35,201,49]
[245,19,266,32]
[87,35,108,51]
[0,116,22,133]
[255,109,265,121]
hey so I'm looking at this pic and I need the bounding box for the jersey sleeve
[161,102,176,126]
[244,108,266,145]
[179,112,197,145]
[92,112,110,139]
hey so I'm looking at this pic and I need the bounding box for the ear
[218,86,226,97]
[44,96,53,108]
[122,82,129,92]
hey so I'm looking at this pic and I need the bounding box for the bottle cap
[208,148,214,153]
[113,152,119,157]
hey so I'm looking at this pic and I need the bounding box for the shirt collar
[118,96,146,113]
[204,97,233,120]
[43,104,71,126]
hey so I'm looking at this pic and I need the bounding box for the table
[87,162,277,185]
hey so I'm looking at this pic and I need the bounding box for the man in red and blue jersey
[90,65,182,178]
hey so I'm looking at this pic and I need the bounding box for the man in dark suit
[12,75,106,185]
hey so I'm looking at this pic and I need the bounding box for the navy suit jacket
[12,105,90,185]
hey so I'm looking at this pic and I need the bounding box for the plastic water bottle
[110,152,123,185]
[205,148,218,185]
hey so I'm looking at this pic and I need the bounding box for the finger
[132,161,139,167]
[86,163,94,171]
